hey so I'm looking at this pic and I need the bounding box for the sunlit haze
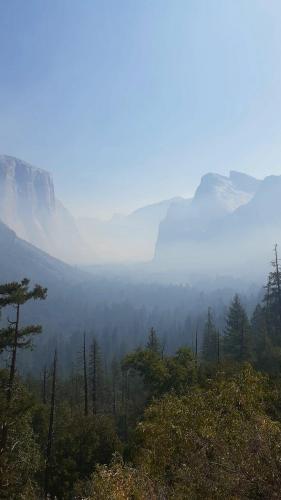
[1,0,281,218]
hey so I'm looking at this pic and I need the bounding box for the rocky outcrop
[0,155,84,263]
[153,171,275,278]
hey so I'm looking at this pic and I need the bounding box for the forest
[1,248,281,499]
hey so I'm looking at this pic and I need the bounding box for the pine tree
[0,278,47,453]
[263,244,281,345]
[89,337,102,415]
[250,304,278,373]
[223,294,252,362]
[202,308,218,364]
[146,327,160,354]
[251,304,267,353]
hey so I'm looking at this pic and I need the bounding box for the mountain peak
[0,154,50,175]
[193,171,254,214]
[229,170,260,192]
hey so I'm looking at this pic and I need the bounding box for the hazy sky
[1,0,281,218]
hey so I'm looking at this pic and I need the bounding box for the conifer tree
[146,327,160,354]
[263,244,281,345]
[89,337,102,415]
[202,308,218,364]
[223,294,252,362]
[0,278,47,453]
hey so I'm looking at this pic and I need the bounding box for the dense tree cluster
[2,249,281,498]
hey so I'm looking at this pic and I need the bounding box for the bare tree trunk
[121,369,129,439]
[275,244,281,303]
[91,340,98,416]
[7,304,20,403]
[112,375,116,417]
[240,323,244,361]
[274,245,281,330]
[42,366,47,405]
[217,329,220,365]
[45,350,57,498]
[83,332,88,417]
[0,304,20,453]
[195,326,198,370]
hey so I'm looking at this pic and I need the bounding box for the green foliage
[264,245,281,344]
[6,262,281,499]
[202,307,218,364]
[77,454,160,500]
[123,346,196,399]
[146,327,160,354]
[0,279,47,499]
[0,370,41,499]
[0,278,47,352]
[251,304,281,374]
[223,294,252,363]
[135,365,281,499]
[0,278,47,307]
[45,407,122,499]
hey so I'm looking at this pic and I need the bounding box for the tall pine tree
[0,278,47,453]
[263,244,281,346]
[223,295,252,363]
[146,327,160,355]
[202,308,218,364]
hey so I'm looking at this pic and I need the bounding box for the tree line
[2,248,281,498]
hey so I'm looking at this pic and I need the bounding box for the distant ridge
[0,218,85,285]
[154,170,280,279]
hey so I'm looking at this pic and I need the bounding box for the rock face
[0,155,84,263]
[154,170,280,279]
[78,197,184,263]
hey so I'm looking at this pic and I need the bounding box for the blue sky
[1,0,281,218]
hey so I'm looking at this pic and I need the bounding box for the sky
[1,0,281,218]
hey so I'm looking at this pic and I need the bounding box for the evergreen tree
[263,245,281,346]
[0,372,41,499]
[146,327,160,354]
[89,337,102,415]
[202,308,218,364]
[0,279,47,453]
[223,295,252,362]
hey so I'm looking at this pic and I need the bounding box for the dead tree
[83,332,89,416]
[217,329,220,365]
[42,366,48,405]
[45,350,57,498]
[90,338,100,415]
[195,326,198,370]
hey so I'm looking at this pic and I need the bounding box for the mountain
[78,197,184,263]
[0,218,84,285]
[153,170,276,279]
[0,155,85,263]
